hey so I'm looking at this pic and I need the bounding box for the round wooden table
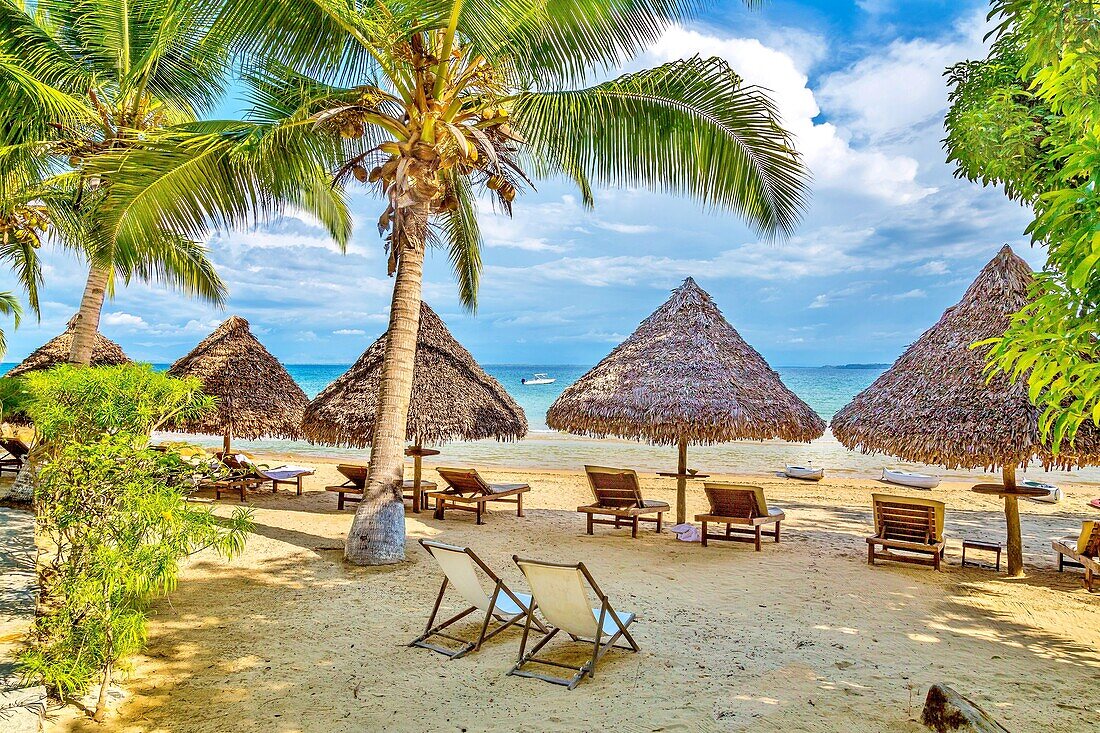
[405,446,441,513]
[655,471,710,480]
[971,483,1050,576]
[657,471,710,525]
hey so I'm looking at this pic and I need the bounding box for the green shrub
[16,365,250,721]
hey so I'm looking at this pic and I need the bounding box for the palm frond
[514,55,809,236]
[113,230,227,304]
[436,170,482,309]
[0,290,23,357]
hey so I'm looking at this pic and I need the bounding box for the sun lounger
[199,475,267,502]
[0,437,30,474]
[409,540,545,659]
[429,467,529,524]
[1053,521,1100,592]
[695,483,785,550]
[509,556,639,689]
[325,463,436,510]
[867,493,946,570]
[219,452,315,495]
[577,465,668,538]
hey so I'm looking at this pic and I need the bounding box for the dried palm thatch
[303,302,527,447]
[166,316,307,451]
[831,245,1100,471]
[547,277,825,445]
[5,317,130,377]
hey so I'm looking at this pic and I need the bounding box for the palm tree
[205,0,810,564]
[0,0,351,364]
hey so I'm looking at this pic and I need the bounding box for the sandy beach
[41,455,1100,733]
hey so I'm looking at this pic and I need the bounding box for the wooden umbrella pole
[412,439,423,514]
[1003,464,1024,577]
[222,430,231,456]
[676,437,688,525]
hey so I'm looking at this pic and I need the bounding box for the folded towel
[670,523,700,542]
[263,466,313,481]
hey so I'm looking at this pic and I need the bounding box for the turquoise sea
[9,362,1100,485]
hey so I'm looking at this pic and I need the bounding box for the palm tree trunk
[68,265,110,365]
[344,215,427,565]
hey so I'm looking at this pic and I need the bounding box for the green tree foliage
[944,1,1100,448]
[15,365,251,721]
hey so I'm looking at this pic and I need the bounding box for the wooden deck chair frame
[578,465,668,538]
[867,493,946,570]
[1053,521,1100,592]
[430,467,529,525]
[509,556,639,690]
[0,437,30,474]
[410,540,546,659]
[325,463,436,511]
[696,483,784,550]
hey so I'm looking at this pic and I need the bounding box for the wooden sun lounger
[578,465,668,538]
[325,463,436,511]
[1053,521,1100,592]
[695,483,784,550]
[867,493,946,570]
[219,452,314,495]
[200,475,267,502]
[430,467,529,525]
[0,437,30,474]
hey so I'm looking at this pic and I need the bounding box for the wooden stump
[921,684,1010,733]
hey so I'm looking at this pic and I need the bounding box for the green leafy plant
[18,436,252,721]
[15,365,251,721]
[944,0,1100,449]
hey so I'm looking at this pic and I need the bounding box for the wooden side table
[961,539,1002,571]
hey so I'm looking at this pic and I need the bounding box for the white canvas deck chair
[509,556,639,689]
[410,540,545,659]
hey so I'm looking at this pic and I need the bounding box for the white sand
[45,458,1100,732]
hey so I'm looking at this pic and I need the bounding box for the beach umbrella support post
[676,437,688,525]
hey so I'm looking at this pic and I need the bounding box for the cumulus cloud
[333,328,366,336]
[817,10,988,141]
[102,312,147,329]
[642,26,935,204]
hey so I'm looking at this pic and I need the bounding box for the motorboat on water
[521,373,556,385]
[881,467,940,489]
[1022,479,1064,504]
[784,464,824,481]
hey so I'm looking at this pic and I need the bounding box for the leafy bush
[15,365,250,721]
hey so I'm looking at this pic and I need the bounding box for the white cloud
[817,11,988,141]
[595,220,656,235]
[808,294,831,309]
[885,288,927,301]
[102,312,147,329]
[916,260,950,275]
[333,328,366,336]
[643,26,935,205]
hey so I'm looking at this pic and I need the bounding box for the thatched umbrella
[6,316,130,377]
[547,277,825,524]
[831,245,1100,575]
[302,302,527,508]
[167,315,308,454]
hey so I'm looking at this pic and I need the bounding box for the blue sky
[4,0,1037,367]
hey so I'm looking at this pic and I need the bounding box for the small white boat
[785,464,824,481]
[882,467,940,490]
[521,373,556,385]
[1022,479,1063,504]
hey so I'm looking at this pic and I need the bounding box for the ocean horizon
[7,361,1099,486]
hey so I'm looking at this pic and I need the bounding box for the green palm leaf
[515,55,808,235]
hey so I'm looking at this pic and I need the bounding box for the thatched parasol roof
[830,245,1100,471]
[302,302,527,447]
[6,317,131,377]
[547,277,825,445]
[166,315,307,442]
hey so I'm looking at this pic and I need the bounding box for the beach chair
[429,467,529,524]
[695,483,785,550]
[325,463,436,510]
[0,437,30,474]
[867,493,947,570]
[578,465,668,537]
[1053,521,1100,592]
[410,540,545,659]
[509,556,639,689]
[219,452,315,495]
